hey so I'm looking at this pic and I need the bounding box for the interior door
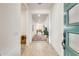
[64,3,79,56]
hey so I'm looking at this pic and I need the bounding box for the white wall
[25,4,32,45]
[28,9,32,43]
[21,4,32,46]
[44,16,49,30]
[50,3,64,56]
[0,4,21,56]
[21,4,27,35]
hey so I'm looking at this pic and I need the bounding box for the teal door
[64,3,79,56]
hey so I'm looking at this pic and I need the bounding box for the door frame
[31,13,50,43]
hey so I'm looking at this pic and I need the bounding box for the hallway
[22,41,58,56]
[0,3,64,56]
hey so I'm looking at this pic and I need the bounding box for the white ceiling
[27,3,53,23]
[28,3,53,9]
[32,14,48,23]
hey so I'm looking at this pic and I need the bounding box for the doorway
[32,14,49,42]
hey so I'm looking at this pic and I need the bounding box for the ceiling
[28,3,53,23]
[32,14,48,23]
[28,3,53,9]
[27,3,53,23]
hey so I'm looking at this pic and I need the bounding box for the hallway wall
[21,4,27,35]
[21,4,32,46]
[50,3,64,55]
[0,4,21,56]
[25,4,32,45]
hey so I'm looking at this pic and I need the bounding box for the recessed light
[38,14,40,17]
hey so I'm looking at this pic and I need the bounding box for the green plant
[43,27,49,37]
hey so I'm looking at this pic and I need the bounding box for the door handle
[62,40,65,49]
[62,32,66,49]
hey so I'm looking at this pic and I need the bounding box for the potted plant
[43,27,49,38]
